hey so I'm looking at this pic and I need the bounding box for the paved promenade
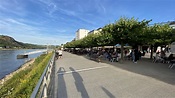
[51,52,175,98]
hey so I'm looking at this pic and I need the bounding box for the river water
[0,49,46,79]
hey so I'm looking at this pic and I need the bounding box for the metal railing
[30,52,55,98]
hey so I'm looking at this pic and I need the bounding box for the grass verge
[0,52,53,98]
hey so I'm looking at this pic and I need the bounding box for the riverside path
[49,51,175,98]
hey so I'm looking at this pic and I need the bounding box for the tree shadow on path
[83,55,175,85]
[108,58,175,85]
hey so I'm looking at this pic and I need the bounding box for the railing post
[42,76,47,98]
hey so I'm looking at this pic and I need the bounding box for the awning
[115,44,131,48]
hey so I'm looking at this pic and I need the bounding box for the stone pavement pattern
[51,52,175,98]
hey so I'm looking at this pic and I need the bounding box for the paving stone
[50,52,175,98]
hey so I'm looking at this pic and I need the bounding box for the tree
[154,24,173,45]
[64,17,174,61]
[98,25,115,46]
[144,24,174,58]
[81,33,99,48]
[108,17,151,61]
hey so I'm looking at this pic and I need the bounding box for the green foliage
[64,17,174,48]
[110,17,151,45]
[0,53,53,98]
[97,31,114,46]
[82,34,99,47]
[145,24,173,46]
[64,33,102,48]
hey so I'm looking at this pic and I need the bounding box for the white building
[76,29,89,40]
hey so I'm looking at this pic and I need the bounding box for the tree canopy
[64,17,174,49]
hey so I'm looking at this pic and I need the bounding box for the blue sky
[0,0,175,45]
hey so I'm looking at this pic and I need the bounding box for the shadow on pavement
[83,55,175,85]
[57,67,67,98]
[112,58,175,85]
[69,67,89,98]
[101,86,116,98]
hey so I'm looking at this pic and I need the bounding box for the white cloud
[6,19,28,26]
[0,0,113,45]
[0,18,73,45]
[29,0,103,26]
[56,29,67,33]
[0,0,27,17]
[47,3,57,14]
[29,0,58,16]
[1,19,41,34]
[59,8,97,26]
[94,0,106,14]
[99,3,106,14]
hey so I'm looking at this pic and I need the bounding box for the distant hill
[0,35,46,49]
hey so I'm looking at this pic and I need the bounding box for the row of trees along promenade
[64,17,175,61]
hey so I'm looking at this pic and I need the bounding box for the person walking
[58,49,63,58]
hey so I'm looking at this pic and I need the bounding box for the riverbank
[0,49,47,79]
[0,59,35,85]
[0,52,53,97]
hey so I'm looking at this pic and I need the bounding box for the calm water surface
[0,49,44,79]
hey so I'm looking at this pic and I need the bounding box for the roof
[169,21,175,25]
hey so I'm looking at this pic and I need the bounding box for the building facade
[88,28,102,35]
[169,21,175,29]
[76,29,90,40]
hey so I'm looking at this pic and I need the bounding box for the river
[0,49,47,79]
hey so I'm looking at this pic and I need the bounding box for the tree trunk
[150,45,153,59]
[120,42,124,63]
[90,47,92,52]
